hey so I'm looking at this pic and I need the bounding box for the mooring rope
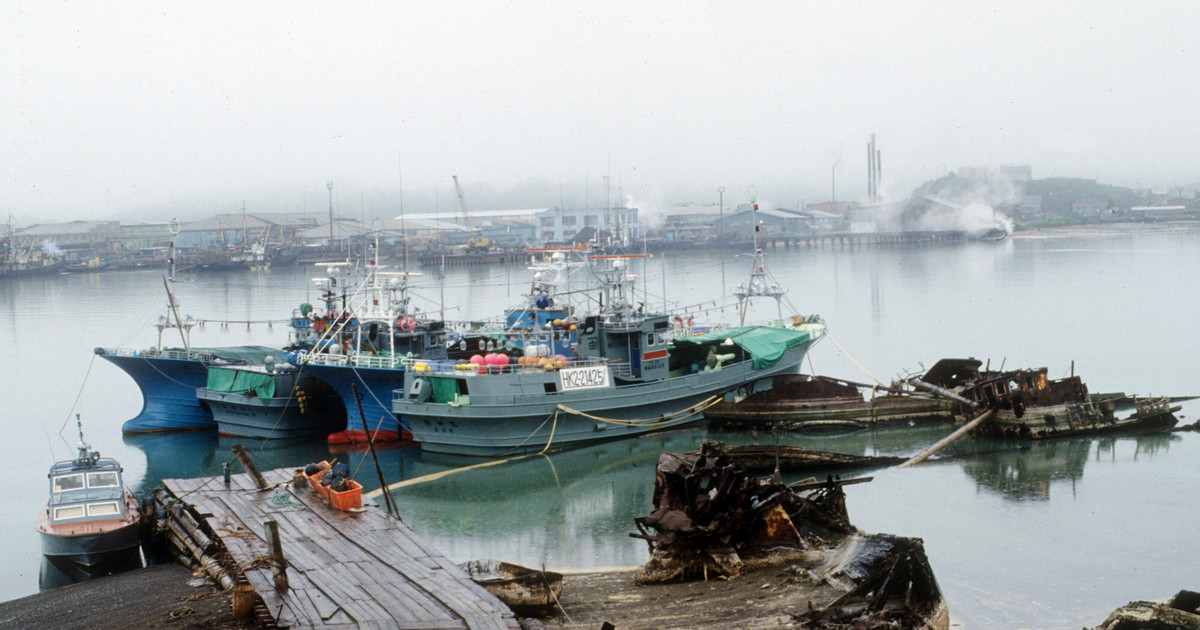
[554,394,722,427]
[822,328,885,386]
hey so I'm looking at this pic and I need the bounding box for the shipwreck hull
[974,398,1179,440]
[705,374,951,430]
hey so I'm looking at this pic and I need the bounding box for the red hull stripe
[643,349,667,360]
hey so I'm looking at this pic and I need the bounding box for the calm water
[3,226,1199,629]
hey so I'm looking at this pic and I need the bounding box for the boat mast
[734,187,786,326]
[156,218,195,354]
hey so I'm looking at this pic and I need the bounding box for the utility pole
[718,186,725,297]
[327,180,334,245]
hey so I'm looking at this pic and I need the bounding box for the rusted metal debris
[630,444,947,628]
[795,533,944,629]
[693,440,905,474]
[632,446,855,583]
[1090,590,1200,630]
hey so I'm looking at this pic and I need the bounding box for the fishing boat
[298,259,449,443]
[36,418,142,581]
[395,251,825,456]
[97,233,342,434]
[1,227,64,278]
[196,362,346,439]
[301,248,579,444]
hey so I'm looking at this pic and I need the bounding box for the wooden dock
[162,467,520,630]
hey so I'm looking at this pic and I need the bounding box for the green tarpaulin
[429,377,460,404]
[206,367,276,403]
[674,326,818,370]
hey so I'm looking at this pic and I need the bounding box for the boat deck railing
[415,355,620,377]
[99,347,230,363]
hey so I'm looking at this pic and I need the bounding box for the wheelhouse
[47,457,128,524]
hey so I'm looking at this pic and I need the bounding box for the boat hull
[301,362,408,441]
[398,339,814,456]
[198,388,345,439]
[96,350,215,433]
[976,398,1179,439]
[37,493,142,568]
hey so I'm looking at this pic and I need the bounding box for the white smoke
[624,193,670,234]
[42,239,62,255]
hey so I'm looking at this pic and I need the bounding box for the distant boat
[36,418,142,584]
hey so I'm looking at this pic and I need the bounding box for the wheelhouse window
[53,474,84,493]
[87,471,119,489]
[87,502,121,517]
[53,505,86,520]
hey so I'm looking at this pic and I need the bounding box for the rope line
[554,394,722,427]
[823,329,885,386]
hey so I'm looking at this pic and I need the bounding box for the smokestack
[876,148,882,201]
[867,139,875,203]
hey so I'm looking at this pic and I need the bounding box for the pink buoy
[469,354,485,365]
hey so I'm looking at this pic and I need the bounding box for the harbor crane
[452,175,489,251]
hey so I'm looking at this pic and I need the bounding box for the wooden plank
[305,567,377,623]
[300,581,345,621]
[358,580,443,625]
[170,467,518,630]
[381,579,466,622]
[285,587,325,626]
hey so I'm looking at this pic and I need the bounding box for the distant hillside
[1023,178,1136,213]
[912,174,1137,215]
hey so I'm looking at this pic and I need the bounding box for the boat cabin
[46,454,130,525]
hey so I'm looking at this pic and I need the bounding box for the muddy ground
[1,559,848,630]
[537,560,848,630]
[0,563,249,630]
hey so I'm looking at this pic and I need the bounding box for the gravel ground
[0,563,255,630]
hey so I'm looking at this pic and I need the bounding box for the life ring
[398,317,416,333]
[673,315,685,327]
[312,318,326,333]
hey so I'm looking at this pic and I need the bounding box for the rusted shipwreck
[1090,590,1200,630]
[913,358,1180,439]
[693,440,905,474]
[631,444,948,629]
[705,373,952,431]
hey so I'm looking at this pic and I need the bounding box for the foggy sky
[4,1,1199,224]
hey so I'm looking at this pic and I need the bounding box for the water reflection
[123,431,424,493]
[392,430,708,569]
[955,433,1180,502]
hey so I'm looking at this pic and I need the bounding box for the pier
[160,467,519,630]
[760,230,970,249]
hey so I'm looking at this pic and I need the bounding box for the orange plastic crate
[328,480,362,511]
[306,461,330,497]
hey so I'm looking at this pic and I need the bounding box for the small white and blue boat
[37,422,141,580]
